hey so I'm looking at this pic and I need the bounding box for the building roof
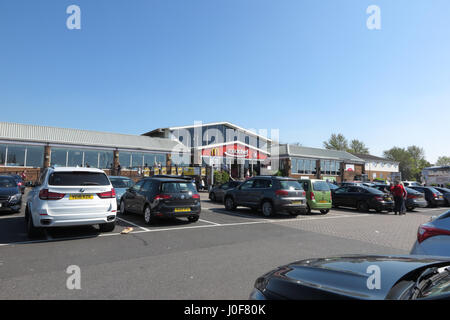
[0,121,187,153]
[423,165,450,171]
[143,121,272,142]
[272,144,365,163]
[351,153,399,164]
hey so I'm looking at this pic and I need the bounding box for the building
[351,153,400,182]
[144,122,272,180]
[271,144,366,183]
[422,166,450,186]
[0,121,188,181]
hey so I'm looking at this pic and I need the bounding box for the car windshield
[279,180,303,190]
[110,178,133,188]
[161,181,197,193]
[313,181,330,191]
[48,172,110,186]
[0,178,16,188]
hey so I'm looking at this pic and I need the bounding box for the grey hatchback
[223,176,307,217]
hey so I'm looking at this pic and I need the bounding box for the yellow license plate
[292,201,303,205]
[174,208,191,212]
[69,194,94,200]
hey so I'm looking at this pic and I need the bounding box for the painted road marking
[116,217,150,232]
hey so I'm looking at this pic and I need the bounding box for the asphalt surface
[0,190,447,299]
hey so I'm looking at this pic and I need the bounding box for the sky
[0,0,449,163]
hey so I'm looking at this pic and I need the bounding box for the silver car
[411,210,450,256]
[109,176,135,206]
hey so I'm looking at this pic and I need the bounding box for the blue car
[109,176,135,206]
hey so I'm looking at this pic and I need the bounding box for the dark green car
[299,179,332,214]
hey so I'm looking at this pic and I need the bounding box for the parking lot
[0,190,446,299]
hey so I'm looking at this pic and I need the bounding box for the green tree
[436,156,450,166]
[383,147,414,180]
[323,133,349,151]
[348,139,369,154]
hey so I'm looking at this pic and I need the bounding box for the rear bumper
[153,204,201,218]
[430,199,446,206]
[308,201,332,210]
[0,200,21,211]
[373,201,394,210]
[34,212,116,227]
[274,198,308,213]
[407,199,428,208]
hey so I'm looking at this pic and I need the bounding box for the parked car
[404,187,428,211]
[410,210,450,256]
[10,174,26,194]
[109,176,135,206]
[403,181,422,187]
[25,167,117,237]
[223,176,307,217]
[119,177,201,224]
[434,187,450,206]
[332,185,394,213]
[209,181,241,203]
[299,179,332,214]
[0,176,22,213]
[326,182,339,191]
[250,255,450,300]
[339,181,363,187]
[408,186,446,207]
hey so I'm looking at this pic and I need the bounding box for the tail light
[417,225,450,243]
[407,194,417,199]
[374,196,384,202]
[17,182,23,186]
[275,190,289,197]
[302,191,306,197]
[433,193,439,199]
[39,189,65,200]
[310,191,315,201]
[155,194,172,200]
[97,188,116,199]
[192,194,200,199]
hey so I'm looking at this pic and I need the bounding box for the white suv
[25,167,117,238]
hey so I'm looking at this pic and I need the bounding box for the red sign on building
[201,143,268,161]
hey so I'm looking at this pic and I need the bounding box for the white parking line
[199,219,221,226]
[116,217,150,232]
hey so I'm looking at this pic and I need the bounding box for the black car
[119,177,201,224]
[409,186,446,207]
[434,187,450,206]
[332,185,394,213]
[250,255,450,300]
[0,176,22,213]
[209,181,241,203]
[10,174,25,194]
[223,176,307,217]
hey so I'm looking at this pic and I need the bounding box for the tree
[436,156,450,166]
[348,139,369,154]
[323,134,349,151]
[383,146,431,181]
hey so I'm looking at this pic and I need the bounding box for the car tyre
[119,200,128,215]
[210,192,216,202]
[261,201,275,217]
[99,222,115,232]
[143,205,153,225]
[26,211,43,238]
[320,209,329,214]
[225,197,236,211]
[357,201,369,212]
[188,215,199,223]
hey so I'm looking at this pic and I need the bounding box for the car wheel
[143,206,153,225]
[210,193,216,202]
[320,209,329,214]
[26,212,43,238]
[119,200,128,215]
[188,215,199,223]
[357,201,369,212]
[225,197,236,211]
[261,201,275,217]
[375,208,382,213]
[99,222,115,232]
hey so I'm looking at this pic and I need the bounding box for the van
[299,179,332,214]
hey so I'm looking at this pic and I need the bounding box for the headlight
[10,194,21,202]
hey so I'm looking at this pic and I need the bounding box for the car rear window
[279,180,303,191]
[110,178,133,188]
[427,187,441,194]
[48,172,110,186]
[0,177,16,188]
[364,187,384,194]
[161,181,197,193]
[313,181,330,191]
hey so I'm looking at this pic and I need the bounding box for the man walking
[390,181,407,215]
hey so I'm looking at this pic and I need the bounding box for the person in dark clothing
[390,181,407,215]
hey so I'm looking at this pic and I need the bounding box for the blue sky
[0,0,449,162]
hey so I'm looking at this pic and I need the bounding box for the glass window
[48,171,110,186]
[290,158,296,173]
[0,144,7,166]
[330,161,336,175]
[253,179,272,189]
[240,180,254,190]
[305,159,312,174]
[6,144,26,166]
[131,153,144,169]
[25,146,44,168]
[320,160,325,174]
[312,160,317,175]
[83,150,99,168]
[144,154,156,167]
[99,151,114,169]
[51,148,68,167]
[67,149,83,167]
[119,152,132,168]
[336,162,342,175]
[279,180,303,190]
[313,181,330,191]
[298,159,304,174]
